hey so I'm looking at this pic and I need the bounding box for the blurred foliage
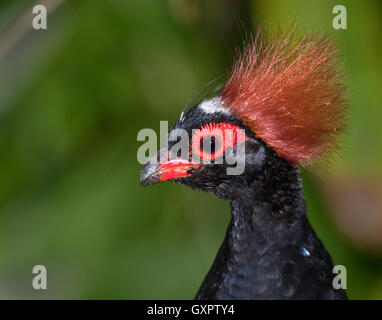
[0,0,381,299]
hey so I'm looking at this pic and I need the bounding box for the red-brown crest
[220,27,348,169]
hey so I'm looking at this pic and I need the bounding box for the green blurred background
[0,0,381,299]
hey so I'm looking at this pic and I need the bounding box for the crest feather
[220,27,348,168]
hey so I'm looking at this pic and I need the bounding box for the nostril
[140,162,160,186]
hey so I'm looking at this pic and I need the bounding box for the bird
[140,27,348,300]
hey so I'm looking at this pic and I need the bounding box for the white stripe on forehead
[179,111,185,122]
[198,97,231,115]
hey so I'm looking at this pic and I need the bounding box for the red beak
[140,158,200,186]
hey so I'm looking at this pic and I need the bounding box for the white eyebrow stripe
[179,111,185,122]
[199,97,231,115]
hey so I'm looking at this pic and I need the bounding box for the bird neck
[226,162,308,278]
[196,161,321,299]
[230,161,307,243]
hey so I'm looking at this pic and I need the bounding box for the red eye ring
[192,123,224,161]
[192,122,247,162]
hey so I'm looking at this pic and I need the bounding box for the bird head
[140,28,347,200]
[140,97,272,200]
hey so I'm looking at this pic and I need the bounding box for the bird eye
[192,122,247,162]
[199,135,223,158]
[208,136,216,154]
